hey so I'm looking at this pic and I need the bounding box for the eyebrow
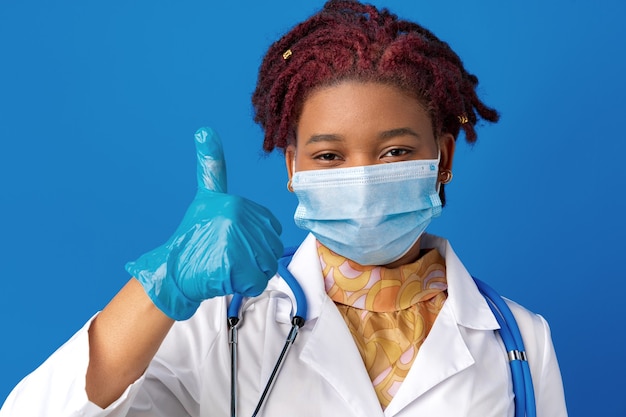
[304,128,421,145]
[304,134,343,145]
[378,127,422,140]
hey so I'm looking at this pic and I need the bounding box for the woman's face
[285,80,454,174]
[285,80,456,267]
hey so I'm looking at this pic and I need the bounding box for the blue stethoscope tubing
[228,248,536,417]
[474,278,537,417]
[228,247,306,417]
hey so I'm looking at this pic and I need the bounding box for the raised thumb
[194,127,227,193]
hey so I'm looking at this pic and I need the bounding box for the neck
[382,236,425,269]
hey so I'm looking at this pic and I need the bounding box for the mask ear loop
[287,154,296,192]
[436,147,443,193]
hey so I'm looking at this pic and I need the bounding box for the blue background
[1,1,624,415]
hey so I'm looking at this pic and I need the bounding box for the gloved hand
[125,127,283,320]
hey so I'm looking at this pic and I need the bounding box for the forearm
[86,278,174,408]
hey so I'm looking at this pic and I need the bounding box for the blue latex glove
[125,127,283,320]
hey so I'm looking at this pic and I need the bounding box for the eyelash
[314,152,341,161]
[311,148,413,163]
[383,148,410,157]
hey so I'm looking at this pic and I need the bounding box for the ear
[285,144,297,181]
[438,133,456,172]
[437,133,456,207]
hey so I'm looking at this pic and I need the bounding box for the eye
[315,152,341,161]
[382,148,411,158]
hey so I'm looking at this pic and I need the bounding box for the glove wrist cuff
[129,266,201,321]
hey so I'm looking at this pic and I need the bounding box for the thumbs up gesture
[126,127,284,320]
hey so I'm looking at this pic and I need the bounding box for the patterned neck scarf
[318,241,448,409]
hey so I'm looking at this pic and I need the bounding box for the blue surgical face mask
[291,158,442,265]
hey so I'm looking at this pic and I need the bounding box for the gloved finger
[247,212,284,260]
[216,194,283,254]
[194,127,227,193]
[231,261,272,297]
[225,226,280,294]
[240,220,283,275]
[245,198,284,239]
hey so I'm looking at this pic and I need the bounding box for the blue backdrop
[1,1,624,415]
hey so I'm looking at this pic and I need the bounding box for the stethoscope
[227,247,536,417]
[227,248,307,417]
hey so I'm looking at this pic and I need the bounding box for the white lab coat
[1,234,567,416]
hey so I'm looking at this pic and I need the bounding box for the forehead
[296,81,433,137]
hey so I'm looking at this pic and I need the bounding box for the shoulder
[503,298,552,356]
[503,298,568,415]
[502,298,561,385]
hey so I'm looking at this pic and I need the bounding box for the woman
[1,1,567,416]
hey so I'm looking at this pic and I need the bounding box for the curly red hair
[252,0,499,153]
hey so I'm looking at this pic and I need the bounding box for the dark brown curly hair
[252,0,499,154]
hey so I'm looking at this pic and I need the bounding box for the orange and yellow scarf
[318,241,448,409]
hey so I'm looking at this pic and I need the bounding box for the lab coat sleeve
[506,301,568,417]
[532,314,568,417]
[0,313,188,417]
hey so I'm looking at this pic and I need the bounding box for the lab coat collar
[273,233,501,416]
[268,237,386,416]
[270,233,328,323]
[277,233,499,331]
[420,233,500,331]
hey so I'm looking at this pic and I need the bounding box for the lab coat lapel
[383,304,475,416]
[299,296,385,417]
[384,234,501,416]
[285,234,385,417]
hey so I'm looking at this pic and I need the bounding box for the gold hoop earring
[287,179,294,192]
[439,170,453,184]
